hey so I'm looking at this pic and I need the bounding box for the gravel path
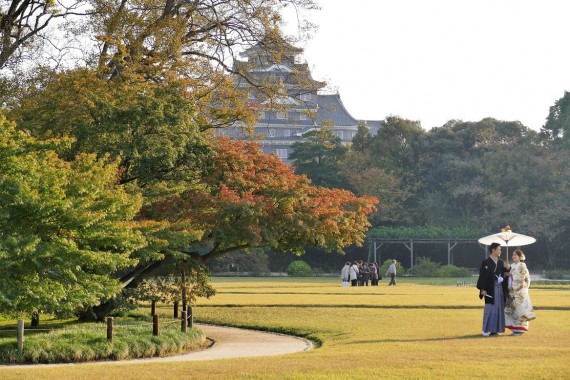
[146,323,313,362]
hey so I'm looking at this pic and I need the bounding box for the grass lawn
[2,277,569,379]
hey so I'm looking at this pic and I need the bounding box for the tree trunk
[78,260,164,322]
[181,269,187,314]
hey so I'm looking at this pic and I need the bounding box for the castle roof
[315,94,359,126]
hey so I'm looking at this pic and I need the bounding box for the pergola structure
[367,238,488,268]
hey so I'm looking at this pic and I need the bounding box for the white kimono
[505,262,536,334]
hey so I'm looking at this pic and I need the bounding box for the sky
[282,0,570,131]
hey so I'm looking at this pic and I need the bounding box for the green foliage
[285,260,313,277]
[436,264,472,278]
[356,117,570,270]
[126,267,216,307]
[290,128,348,188]
[407,257,441,277]
[544,90,570,146]
[368,226,486,239]
[0,115,145,318]
[406,257,472,278]
[379,259,405,277]
[10,69,211,193]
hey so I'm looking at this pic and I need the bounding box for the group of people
[340,260,398,286]
[476,242,536,337]
[340,261,380,286]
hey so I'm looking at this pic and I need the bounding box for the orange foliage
[144,137,378,256]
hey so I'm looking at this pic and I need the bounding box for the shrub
[437,264,472,277]
[380,259,405,277]
[286,260,312,277]
[407,257,441,277]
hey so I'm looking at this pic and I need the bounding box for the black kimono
[476,256,509,304]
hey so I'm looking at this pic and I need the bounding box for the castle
[218,37,380,162]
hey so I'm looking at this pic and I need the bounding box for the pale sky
[282,0,570,131]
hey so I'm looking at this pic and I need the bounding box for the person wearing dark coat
[476,242,510,336]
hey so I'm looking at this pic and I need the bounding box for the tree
[9,68,212,191]
[126,268,215,315]
[2,0,319,117]
[0,0,90,70]
[0,114,145,318]
[544,91,570,146]
[143,137,378,260]
[342,116,425,226]
[339,149,410,225]
[351,121,373,152]
[368,116,425,173]
[290,127,348,188]
[76,136,377,320]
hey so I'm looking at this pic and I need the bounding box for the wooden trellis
[367,238,487,268]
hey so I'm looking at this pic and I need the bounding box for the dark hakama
[482,281,505,334]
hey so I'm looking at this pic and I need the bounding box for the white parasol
[478,225,536,262]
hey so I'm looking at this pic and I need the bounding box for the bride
[505,249,536,335]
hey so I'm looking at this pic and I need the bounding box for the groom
[476,242,510,336]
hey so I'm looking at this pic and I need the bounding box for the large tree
[80,136,377,320]
[144,137,378,262]
[0,113,145,318]
[0,0,377,319]
[346,116,425,225]
[2,1,319,109]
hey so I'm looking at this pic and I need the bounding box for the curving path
[0,323,313,368]
[145,323,313,362]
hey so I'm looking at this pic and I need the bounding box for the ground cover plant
[0,312,205,364]
[1,277,569,379]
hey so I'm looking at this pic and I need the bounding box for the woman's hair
[513,249,526,261]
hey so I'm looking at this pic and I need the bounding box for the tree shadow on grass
[351,334,506,344]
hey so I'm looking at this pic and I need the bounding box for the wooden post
[17,319,24,353]
[31,311,39,327]
[174,301,179,319]
[187,306,193,328]
[107,317,113,341]
[151,300,156,316]
[181,311,187,333]
[153,314,159,336]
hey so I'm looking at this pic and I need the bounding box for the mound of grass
[0,317,205,364]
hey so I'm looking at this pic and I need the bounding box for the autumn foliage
[145,137,378,260]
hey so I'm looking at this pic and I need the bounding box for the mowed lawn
[3,277,570,379]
